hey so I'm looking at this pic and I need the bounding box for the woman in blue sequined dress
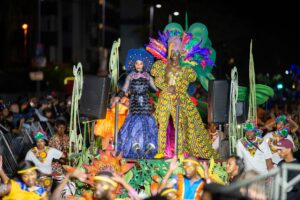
[115,48,158,159]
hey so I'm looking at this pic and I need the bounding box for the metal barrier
[226,163,300,200]
[0,129,18,177]
[0,120,53,176]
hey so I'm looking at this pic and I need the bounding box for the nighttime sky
[147,0,300,80]
[0,0,299,79]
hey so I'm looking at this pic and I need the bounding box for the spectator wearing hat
[25,130,65,192]
[276,138,300,199]
[236,122,273,174]
[264,127,295,165]
[264,115,297,146]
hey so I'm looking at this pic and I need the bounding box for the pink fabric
[164,117,189,159]
[165,118,175,158]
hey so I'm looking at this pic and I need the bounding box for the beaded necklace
[31,147,49,163]
[241,137,263,157]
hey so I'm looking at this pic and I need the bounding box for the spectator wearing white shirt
[25,130,64,192]
[236,122,273,174]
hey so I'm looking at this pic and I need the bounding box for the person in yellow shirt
[0,155,47,199]
[1,179,43,200]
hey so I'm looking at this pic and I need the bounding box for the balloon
[188,23,208,46]
[163,23,184,35]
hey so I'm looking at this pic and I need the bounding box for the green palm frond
[238,84,274,105]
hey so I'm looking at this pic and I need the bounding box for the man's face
[277,148,291,159]
[183,162,197,179]
[245,130,256,141]
[36,139,46,150]
[170,50,179,62]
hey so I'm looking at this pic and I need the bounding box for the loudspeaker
[236,101,248,124]
[208,80,230,123]
[80,75,110,119]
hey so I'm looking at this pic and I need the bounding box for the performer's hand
[169,156,178,172]
[201,161,209,179]
[114,97,121,103]
[69,168,87,182]
[111,173,125,185]
[121,97,130,107]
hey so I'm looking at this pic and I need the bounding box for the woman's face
[135,60,144,72]
[226,157,238,174]
[36,139,46,150]
[21,169,37,187]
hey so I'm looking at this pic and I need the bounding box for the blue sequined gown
[117,71,158,159]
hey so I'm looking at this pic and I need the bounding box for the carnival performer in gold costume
[146,26,219,159]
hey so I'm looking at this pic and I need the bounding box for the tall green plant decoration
[109,38,121,94]
[69,63,84,166]
[247,41,257,122]
[228,67,239,155]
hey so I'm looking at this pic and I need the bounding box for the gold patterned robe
[151,60,219,158]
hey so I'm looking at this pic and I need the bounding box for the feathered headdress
[145,22,216,91]
[146,29,214,69]
[124,48,154,72]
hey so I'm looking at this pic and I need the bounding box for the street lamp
[155,4,162,8]
[22,23,28,62]
[173,11,180,16]
[149,4,162,36]
[149,6,154,36]
[22,23,28,48]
